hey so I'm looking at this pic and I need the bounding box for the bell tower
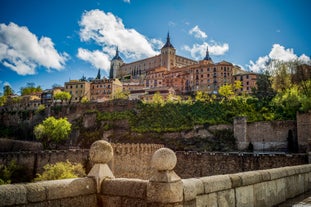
[161,33,176,71]
[109,47,124,79]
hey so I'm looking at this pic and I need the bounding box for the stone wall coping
[101,178,147,199]
[182,164,311,202]
[0,177,96,207]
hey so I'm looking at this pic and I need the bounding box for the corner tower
[161,33,176,71]
[109,47,124,79]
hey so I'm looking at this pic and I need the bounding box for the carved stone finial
[89,140,113,164]
[88,140,114,193]
[151,148,177,171]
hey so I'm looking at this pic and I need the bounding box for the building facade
[90,78,123,102]
[64,80,91,103]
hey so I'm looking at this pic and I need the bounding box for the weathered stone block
[229,174,242,188]
[100,195,121,207]
[196,193,217,207]
[235,185,254,207]
[182,178,204,201]
[200,175,232,193]
[257,170,271,182]
[238,171,262,186]
[268,168,287,180]
[0,184,27,206]
[183,199,196,207]
[285,174,305,199]
[44,178,96,200]
[122,197,147,207]
[26,182,46,202]
[275,178,286,204]
[147,180,183,203]
[217,189,235,207]
[102,178,147,199]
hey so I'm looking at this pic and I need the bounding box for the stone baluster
[147,148,183,206]
[87,140,115,193]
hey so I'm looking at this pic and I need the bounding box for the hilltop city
[0,33,265,108]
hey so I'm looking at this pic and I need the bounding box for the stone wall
[181,164,311,207]
[0,178,97,207]
[1,141,311,207]
[0,138,43,152]
[297,112,311,152]
[175,152,307,178]
[0,143,163,180]
[234,117,297,151]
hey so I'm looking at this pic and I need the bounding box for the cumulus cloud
[183,42,229,60]
[77,48,111,71]
[78,9,160,69]
[0,22,68,75]
[123,0,130,3]
[248,44,311,72]
[189,25,207,39]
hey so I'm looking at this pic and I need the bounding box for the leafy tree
[20,82,42,96]
[218,84,234,99]
[34,117,72,148]
[0,95,7,106]
[152,92,164,106]
[3,85,14,96]
[54,91,71,103]
[195,91,214,103]
[0,160,28,184]
[253,70,276,101]
[79,75,87,82]
[112,89,129,100]
[270,61,292,92]
[34,160,85,181]
[35,104,46,115]
[80,96,89,103]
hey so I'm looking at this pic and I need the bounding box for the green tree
[0,95,7,106]
[34,160,85,181]
[34,117,72,148]
[3,84,14,96]
[218,84,234,99]
[54,91,71,103]
[20,82,42,95]
[253,70,276,101]
[112,89,129,100]
[152,92,164,106]
[271,61,292,92]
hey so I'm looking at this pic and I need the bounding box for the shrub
[34,160,85,181]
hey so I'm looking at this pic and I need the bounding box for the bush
[34,160,85,181]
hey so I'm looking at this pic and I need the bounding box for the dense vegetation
[34,161,85,181]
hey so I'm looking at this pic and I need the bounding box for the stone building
[64,80,91,103]
[110,33,237,95]
[90,78,123,102]
[233,71,258,94]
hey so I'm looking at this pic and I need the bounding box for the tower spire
[162,32,174,48]
[203,46,212,61]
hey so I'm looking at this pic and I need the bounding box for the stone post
[147,148,183,206]
[87,140,115,193]
[234,116,248,150]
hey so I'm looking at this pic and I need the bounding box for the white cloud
[189,25,207,39]
[78,9,159,68]
[269,44,297,62]
[183,42,229,60]
[0,22,68,75]
[77,48,111,72]
[248,55,270,73]
[248,44,311,73]
[123,0,130,3]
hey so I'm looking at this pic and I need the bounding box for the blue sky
[0,0,310,94]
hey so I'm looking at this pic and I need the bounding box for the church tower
[203,46,213,63]
[109,47,124,79]
[161,33,176,71]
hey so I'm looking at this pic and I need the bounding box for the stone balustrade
[0,140,311,207]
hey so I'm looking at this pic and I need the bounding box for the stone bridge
[0,140,310,207]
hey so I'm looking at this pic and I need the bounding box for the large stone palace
[109,33,255,95]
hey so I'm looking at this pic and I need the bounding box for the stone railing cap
[89,140,113,164]
[151,148,177,171]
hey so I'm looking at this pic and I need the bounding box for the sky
[0,0,311,94]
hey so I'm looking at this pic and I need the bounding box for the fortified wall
[0,144,307,181]
[1,140,310,207]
